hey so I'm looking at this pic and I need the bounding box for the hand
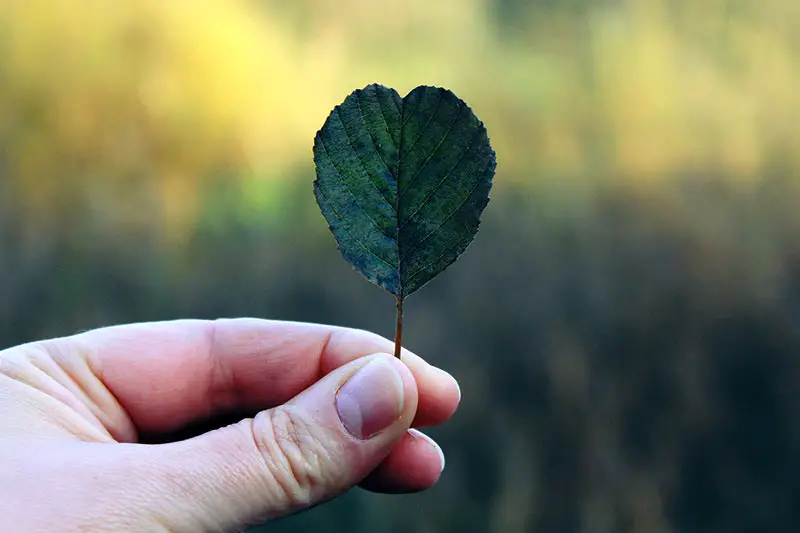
[0,319,460,532]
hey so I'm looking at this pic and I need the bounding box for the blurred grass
[1,0,800,531]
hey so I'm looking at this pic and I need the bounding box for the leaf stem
[394,296,403,359]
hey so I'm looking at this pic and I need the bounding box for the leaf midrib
[395,89,404,297]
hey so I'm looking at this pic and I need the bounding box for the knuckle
[250,407,336,510]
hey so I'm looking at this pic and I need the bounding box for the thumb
[146,353,418,532]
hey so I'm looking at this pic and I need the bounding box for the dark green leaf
[313,83,496,299]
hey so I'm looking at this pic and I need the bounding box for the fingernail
[409,428,446,472]
[336,357,404,440]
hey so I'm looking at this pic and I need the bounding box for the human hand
[0,319,460,532]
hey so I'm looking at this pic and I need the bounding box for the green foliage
[313,84,496,299]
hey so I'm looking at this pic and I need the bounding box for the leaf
[313,83,496,300]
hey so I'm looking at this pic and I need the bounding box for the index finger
[69,319,460,439]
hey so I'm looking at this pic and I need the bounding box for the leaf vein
[400,92,445,177]
[335,106,396,215]
[356,92,395,191]
[372,88,399,159]
[317,132,397,242]
[400,157,492,264]
[376,89,403,158]
[398,127,482,231]
[399,102,463,203]
[390,91,402,115]
[405,231,475,286]
[315,182,398,269]
[400,90,423,128]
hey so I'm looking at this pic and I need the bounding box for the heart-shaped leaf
[313,83,496,355]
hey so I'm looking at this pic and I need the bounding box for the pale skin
[0,318,461,532]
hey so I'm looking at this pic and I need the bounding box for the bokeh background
[2,0,800,531]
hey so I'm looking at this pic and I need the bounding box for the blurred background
[2,0,800,531]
